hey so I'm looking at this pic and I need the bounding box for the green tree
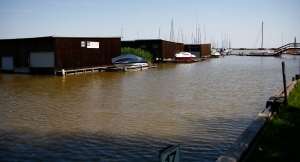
[121,47,153,61]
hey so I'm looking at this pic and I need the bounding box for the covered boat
[174,52,196,61]
[111,54,148,68]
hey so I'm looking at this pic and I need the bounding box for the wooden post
[282,62,288,104]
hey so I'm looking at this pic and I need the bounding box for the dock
[56,65,157,75]
[217,75,300,162]
[56,67,106,75]
[153,58,205,63]
[100,64,157,72]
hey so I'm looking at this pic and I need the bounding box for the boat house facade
[0,36,121,74]
[122,39,211,60]
[122,39,184,61]
[184,44,211,58]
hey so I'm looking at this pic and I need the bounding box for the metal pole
[282,62,288,104]
[261,22,263,48]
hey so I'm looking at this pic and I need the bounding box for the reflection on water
[0,55,299,161]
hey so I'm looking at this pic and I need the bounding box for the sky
[0,0,299,48]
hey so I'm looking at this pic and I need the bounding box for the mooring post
[62,69,65,76]
[282,62,288,104]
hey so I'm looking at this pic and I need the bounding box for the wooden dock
[56,67,106,75]
[100,64,157,72]
[153,58,205,63]
[217,75,299,162]
[56,65,157,75]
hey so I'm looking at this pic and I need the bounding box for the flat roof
[0,35,122,40]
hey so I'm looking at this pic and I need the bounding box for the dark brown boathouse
[184,44,211,57]
[122,39,211,60]
[122,39,184,60]
[0,36,121,74]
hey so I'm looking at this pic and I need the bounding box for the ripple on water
[0,55,300,161]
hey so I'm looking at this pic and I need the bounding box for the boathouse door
[191,51,200,58]
[1,56,14,71]
[30,52,54,68]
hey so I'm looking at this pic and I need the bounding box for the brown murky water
[0,55,299,161]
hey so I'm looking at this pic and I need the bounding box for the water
[0,54,299,161]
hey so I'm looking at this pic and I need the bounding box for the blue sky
[0,0,299,48]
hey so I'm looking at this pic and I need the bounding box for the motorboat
[111,54,148,68]
[174,52,196,61]
[211,49,220,58]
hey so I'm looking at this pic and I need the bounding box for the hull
[174,52,196,61]
[114,63,148,68]
[211,54,220,58]
[211,50,220,58]
[175,57,196,61]
[220,52,227,56]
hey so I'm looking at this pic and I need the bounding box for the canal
[0,54,299,161]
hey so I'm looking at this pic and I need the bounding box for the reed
[121,47,153,61]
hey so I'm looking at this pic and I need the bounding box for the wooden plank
[216,110,270,162]
[266,96,278,108]
[286,80,297,96]
[217,144,246,162]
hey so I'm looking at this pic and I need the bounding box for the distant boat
[174,52,196,61]
[111,54,148,68]
[211,49,220,58]
[249,22,275,56]
[249,49,275,56]
[218,48,231,56]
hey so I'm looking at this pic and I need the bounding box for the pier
[232,43,300,55]
[56,65,158,75]
[56,67,106,75]
[217,75,300,162]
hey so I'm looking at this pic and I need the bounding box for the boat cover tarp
[111,54,147,63]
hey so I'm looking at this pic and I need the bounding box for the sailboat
[249,22,275,56]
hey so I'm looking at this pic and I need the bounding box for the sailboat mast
[261,22,263,48]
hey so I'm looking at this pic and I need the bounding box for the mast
[261,22,263,48]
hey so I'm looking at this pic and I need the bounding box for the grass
[245,82,300,162]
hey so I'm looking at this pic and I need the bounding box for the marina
[1,55,300,161]
[1,1,299,161]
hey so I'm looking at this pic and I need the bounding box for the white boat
[111,54,148,68]
[249,49,274,56]
[219,48,231,56]
[174,52,196,61]
[211,49,220,58]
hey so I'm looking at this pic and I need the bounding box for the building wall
[0,37,121,74]
[122,39,184,60]
[184,44,211,57]
[0,37,55,73]
[162,41,184,59]
[54,37,121,71]
[200,44,211,57]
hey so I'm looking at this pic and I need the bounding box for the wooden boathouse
[122,39,211,60]
[184,44,211,58]
[122,39,184,61]
[0,36,121,74]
